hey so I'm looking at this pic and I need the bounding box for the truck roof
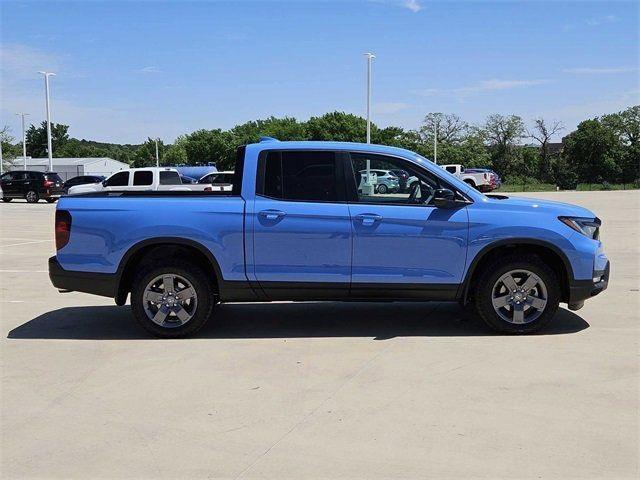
[248,140,431,160]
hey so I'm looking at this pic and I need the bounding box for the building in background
[8,157,129,181]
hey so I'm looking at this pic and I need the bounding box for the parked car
[198,171,234,192]
[179,174,198,184]
[67,168,214,195]
[1,170,64,203]
[442,164,494,192]
[466,168,502,190]
[63,175,105,194]
[358,169,400,194]
[49,139,609,338]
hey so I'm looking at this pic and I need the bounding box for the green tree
[132,138,164,168]
[163,136,188,165]
[483,114,526,178]
[563,119,621,183]
[182,129,236,169]
[527,118,564,182]
[25,121,69,158]
[231,116,308,145]
[306,111,368,142]
[601,106,640,182]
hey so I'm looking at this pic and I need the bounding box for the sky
[1,0,638,144]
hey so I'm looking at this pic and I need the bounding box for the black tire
[131,258,217,338]
[377,184,388,194]
[464,179,477,189]
[472,254,560,334]
[2,197,12,202]
[25,190,39,203]
[45,198,57,203]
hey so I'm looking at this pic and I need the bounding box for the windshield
[412,153,486,199]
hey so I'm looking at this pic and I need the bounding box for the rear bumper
[49,256,117,298]
[568,260,610,307]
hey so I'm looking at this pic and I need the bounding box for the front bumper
[568,260,610,309]
[49,256,118,298]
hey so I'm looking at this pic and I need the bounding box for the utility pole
[434,121,438,165]
[16,113,29,170]
[155,139,160,167]
[0,136,3,175]
[38,71,56,171]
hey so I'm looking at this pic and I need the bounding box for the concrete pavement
[1,190,638,479]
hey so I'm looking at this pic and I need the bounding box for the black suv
[0,171,65,203]
[62,175,105,193]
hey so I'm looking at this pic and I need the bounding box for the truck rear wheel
[131,259,216,338]
[472,254,560,334]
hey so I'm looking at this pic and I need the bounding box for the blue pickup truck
[49,139,609,337]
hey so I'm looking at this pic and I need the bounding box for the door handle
[259,209,286,220]
[355,213,383,226]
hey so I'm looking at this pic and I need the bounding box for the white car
[358,169,400,194]
[68,168,214,195]
[198,171,234,192]
[442,164,493,191]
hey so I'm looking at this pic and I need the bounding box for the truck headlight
[558,216,601,240]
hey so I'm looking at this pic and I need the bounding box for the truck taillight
[55,210,72,250]
[44,179,54,188]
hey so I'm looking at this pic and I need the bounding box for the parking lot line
[0,240,51,248]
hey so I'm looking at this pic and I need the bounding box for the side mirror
[433,188,456,208]
[102,180,107,187]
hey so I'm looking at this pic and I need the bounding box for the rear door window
[260,150,341,202]
[105,171,129,187]
[133,171,153,186]
[159,171,181,185]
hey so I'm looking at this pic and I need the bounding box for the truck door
[252,150,351,300]
[345,152,468,300]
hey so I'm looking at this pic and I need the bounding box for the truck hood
[485,195,596,218]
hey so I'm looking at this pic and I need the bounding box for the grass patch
[496,183,639,192]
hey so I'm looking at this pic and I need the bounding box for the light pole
[155,139,160,167]
[363,52,375,195]
[364,53,375,144]
[0,136,3,175]
[433,121,438,165]
[38,71,56,171]
[16,113,29,170]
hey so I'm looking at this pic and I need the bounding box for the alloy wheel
[491,269,548,324]
[142,274,198,328]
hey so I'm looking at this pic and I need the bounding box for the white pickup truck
[68,168,213,195]
[442,164,493,192]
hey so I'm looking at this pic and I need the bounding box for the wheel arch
[115,237,223,306]
[460,239,574,304]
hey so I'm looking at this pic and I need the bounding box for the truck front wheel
[131,259,216,338]
[472,254,560,334]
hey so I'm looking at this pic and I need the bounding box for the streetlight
[363,52,375,195]
[363,53,375,144]
[432,112,442,165]
[15,113,29,170]
[155,139,160,167]
[38,71,56,172]
[434,121,438,165]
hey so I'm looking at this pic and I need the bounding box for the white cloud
[586,15,619,27]
[402,0,422,13]
[373,102,410,114]
[562,67,637,75]
[415,79,550,98]
[0,43,60,79]
[135,66,161,74]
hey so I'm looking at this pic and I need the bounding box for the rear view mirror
[433,188,456,208]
